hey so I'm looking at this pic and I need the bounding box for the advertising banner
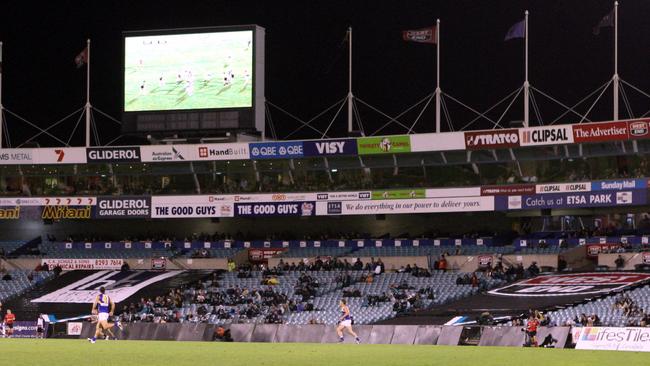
[31,270,183,303]
[519,125,574,146]
[249,141,304,159]
[357,135,411,155]
[489,273,650,297]
[501,190,644,210]
[140,145,192,162]
[586,244,622,257]
[315,192,371,201]
[591,179,646,191]
[409,132,466,152]
[535,182,591,194]
[425,187,481,198]
[249,248,287,261]
[302,139,358,156]
[316,196,494,215]
[10,321,48,339]
[478,255,493,268]
[234,201,316,217]
[95,196,151,219]
[151,196,233,218]
[195,143,250,161]
[464,129,519,150]
[0,197,44,206]
[37,147,88,164]
[627,119,650,139]
[480,185,535,196]
[67,322,83,336]
[372,189,426,200]
[0,148,36,165]
[86,147,142,163]
[0,206,20,219]
[41,206,93,220]
[42,259,124,271]
[151,258,166,270]
[573,121,629,143]
[576,327,650,352]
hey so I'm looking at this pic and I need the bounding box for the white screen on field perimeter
[124,30,253,112]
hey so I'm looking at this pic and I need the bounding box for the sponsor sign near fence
[576,327,650,352]
[67,322,83,336]
[42,259,124,271]
[10,321,48,338]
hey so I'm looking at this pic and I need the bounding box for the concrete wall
[74,322,570,347]
[501,254,558,270]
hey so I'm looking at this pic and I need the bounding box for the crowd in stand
[5,154,650,197]
[118,272,299,325]
[613,294,650,327]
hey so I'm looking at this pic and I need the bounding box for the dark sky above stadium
[1,0,649,146]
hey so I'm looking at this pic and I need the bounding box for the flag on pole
[504,20,525,41]
[593,8,614,35]
[402,26,437,44]
[74,47,88,68]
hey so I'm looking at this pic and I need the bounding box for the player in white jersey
[336,299,360,344]
[36,314,45,339]
[88,287,122,343]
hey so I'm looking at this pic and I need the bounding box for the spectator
[353,258,363,270]
[438,255,447,272]
[52,264,63,276]
[615,255,625,270]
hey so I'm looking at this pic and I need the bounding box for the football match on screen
[0,1,649,365]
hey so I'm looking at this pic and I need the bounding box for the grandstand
[2,3,650,360]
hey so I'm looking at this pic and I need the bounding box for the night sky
[1,0,649,146]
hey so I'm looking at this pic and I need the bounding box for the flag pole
[347,27,353,133]
[613,1,619,121]
[523,10,530,128]
[0,41,3,149]
[85,38,91,147]
[435,19,441,133]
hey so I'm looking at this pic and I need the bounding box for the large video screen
[124,30,253,112]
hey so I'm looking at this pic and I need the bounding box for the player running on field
[336,299,360,344]
[88,287,122,343]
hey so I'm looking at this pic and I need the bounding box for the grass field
[0,339,647,366]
